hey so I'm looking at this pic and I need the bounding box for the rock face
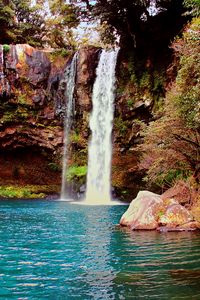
[0,43,167,197]
[120,191,200,231]
[76,46,100,112]
[0,44,101,190]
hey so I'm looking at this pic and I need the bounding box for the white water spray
[61,52,78,199]
[85,49,119,204]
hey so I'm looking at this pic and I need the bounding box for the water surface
[0,200,200,299]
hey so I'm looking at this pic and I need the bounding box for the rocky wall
[0,44,168,199]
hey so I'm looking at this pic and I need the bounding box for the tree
[13,0,46,46]
[0,0,80,48]
[77,0,189,57]
[0,0,46,46]
[139,18,200,188]
[184,0,200,16]
[0,0,15,44]
[45,0,80,49]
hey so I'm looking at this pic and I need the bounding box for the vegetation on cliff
[0,0,199,203]
[138,17,200,205]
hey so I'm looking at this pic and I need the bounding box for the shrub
[3,44,10,53]
[66,165,87,181]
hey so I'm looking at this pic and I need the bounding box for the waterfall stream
[85,49,119,204]
[61,52,78,199]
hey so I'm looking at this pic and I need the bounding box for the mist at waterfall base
[1,199,200,299]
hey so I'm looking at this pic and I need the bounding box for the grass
[0,185,60,199]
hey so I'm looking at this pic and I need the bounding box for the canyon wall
[0,44,168,199]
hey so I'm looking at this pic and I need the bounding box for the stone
[120,190,199,231]
[76,46,100,111]
[120,191,165,230]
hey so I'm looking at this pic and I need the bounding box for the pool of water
[0,200,200,299]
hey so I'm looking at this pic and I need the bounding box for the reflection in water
[0,201,200,299]
[80,208,116,299]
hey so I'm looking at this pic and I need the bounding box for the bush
[3,44,10,53]
[66,165,87,181]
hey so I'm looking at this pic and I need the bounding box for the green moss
[53,48,71,58]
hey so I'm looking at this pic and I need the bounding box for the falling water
[61,52,78,199]
[85,49,119,204]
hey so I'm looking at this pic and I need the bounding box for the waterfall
[61,52,78,199]
[85,48,119,204]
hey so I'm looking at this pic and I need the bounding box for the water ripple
[0,200,200,299]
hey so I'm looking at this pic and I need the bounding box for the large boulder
[120,191,164,230]
[120,190,200,231]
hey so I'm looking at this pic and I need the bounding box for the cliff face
[0,43,167,198]
[0,44,100,191]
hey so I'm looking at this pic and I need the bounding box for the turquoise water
[0,200,200,299]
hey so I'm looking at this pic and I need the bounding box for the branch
[173,133,200,149]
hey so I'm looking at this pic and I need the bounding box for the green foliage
[174,18,200,129]
[70,132,81,143]
[127,98,134,108]
[114,116,128,136]
[96,22,116,47]
[0,0,46,46]
[79,0,189,52]
[154,169,192,188]
[138,18,200,189]
[3,44,10,53]
[0,0,80,48]
[17,95,27,105]
[139,72,151,89]
[45,0,80,49]
[66,165,87,182]
[184,0,200,16]
[0,186,45,199]
[51,49,71,59]
[157,210,165,218]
